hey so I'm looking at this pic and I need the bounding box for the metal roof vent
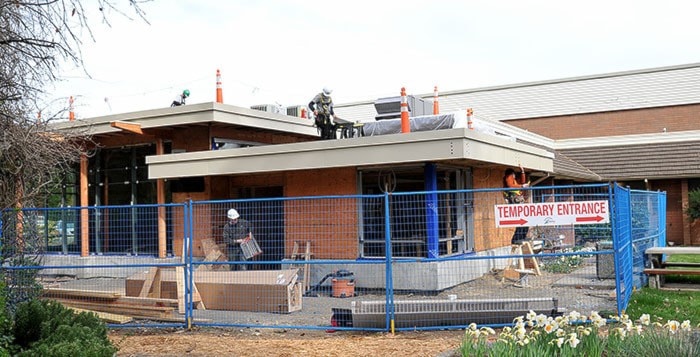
[373,95,433,121]
[250,104,282,114]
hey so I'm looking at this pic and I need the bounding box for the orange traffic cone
[433,86,439,115]
[401,87,409,133]
[69,96,75,121]
[216,69,223,103]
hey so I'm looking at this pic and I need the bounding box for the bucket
[331,278,355,298]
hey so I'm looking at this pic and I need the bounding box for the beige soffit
[146,128,554,179]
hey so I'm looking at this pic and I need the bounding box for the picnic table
[644,246,700,289]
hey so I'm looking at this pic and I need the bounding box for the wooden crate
[126,269,302,313]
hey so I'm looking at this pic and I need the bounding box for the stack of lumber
[41,287,180,324]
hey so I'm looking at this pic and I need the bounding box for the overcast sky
[48,0,700,119]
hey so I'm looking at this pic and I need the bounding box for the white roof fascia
[554,130,700,150]
[51,102,318,137]
[146,128,554,179]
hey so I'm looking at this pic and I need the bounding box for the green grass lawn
[665,254,700,284]
[627,253,700,322]
[626,288,700,323]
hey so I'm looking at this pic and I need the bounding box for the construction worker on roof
[171,89,190,107]
[308,87,337,140]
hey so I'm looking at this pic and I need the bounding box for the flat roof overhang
[52,102,319,138]
[146,128,554,179]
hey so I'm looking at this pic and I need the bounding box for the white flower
[556,328,567,337]
[468,322,477,331]
[556,337,565,348]
[544,321,559,334]
[681,320,692,332]
[639,314,651,326]
[567,333,580,348]
[666,320,680,334]
[567,311,581,322]
[482,327,496,335]
[613,327,627,340]
[526,310,537,322]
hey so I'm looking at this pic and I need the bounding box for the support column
[80,154,89,257]
[156,139,167,258]
[682,179,690,246]
[15,176,24,251]
[94,150,101,253]
[425,163,439,258]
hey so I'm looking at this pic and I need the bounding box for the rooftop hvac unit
[250,104,282,114]
[373,95,433,121]
[286,105,306,117]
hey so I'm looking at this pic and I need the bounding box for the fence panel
[189,195,387,331]
[383,184,617,330]
[0,183,667,331]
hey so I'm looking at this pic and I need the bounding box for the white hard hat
[322,87,332,96]
[227,209,239,220]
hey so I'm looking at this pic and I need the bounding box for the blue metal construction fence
[0,182,666,331]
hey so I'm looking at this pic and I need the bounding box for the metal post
[425,163,439,258]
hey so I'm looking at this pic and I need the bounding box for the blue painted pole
[425,163,439,258]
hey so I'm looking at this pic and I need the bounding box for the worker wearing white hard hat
[223,208,251,270]
[308,86,338,140]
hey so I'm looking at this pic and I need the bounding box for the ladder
[502,242,541,283]
[290,241,312,293]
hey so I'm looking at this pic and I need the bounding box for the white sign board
[495,200,610,228]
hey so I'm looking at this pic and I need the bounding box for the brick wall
[507,103,700,139]
[285,168,358,260]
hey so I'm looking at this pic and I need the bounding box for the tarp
[362,112,466,136]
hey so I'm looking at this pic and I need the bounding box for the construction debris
[126,268,302,313]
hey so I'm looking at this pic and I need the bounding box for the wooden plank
[193,283,206,310]
[115,296,179,308]
[290,241,300,259]
[67,306,133,324]
[42,288,121,300]
[644,269,700,275]
[139,267,161,298]
[176,266,185,314]
[303,241,311,293]
[646,246,700,255]
[46,298,174,319]
[521,242,541,276]
[43,288,177,308]
[663,262,700,268]
[197,249,225,271]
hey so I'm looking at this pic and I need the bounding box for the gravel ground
[50,258,618,329]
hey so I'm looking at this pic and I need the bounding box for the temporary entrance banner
[494,200,609,227]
